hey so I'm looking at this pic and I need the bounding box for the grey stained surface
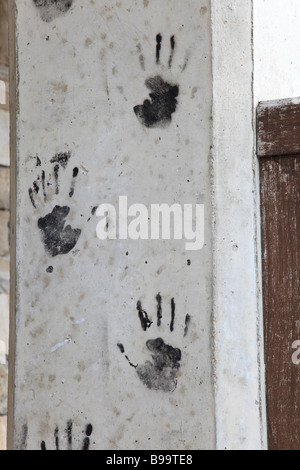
[11,0,215,450]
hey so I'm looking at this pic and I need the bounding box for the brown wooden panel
[257,99,300,157]
[260,155,300,450]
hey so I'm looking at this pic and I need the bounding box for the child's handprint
[134,34,189,128]
[41,420,93,450]
[28,152,81,257]
[33,0,73,23]
[118,294,191,393]
[37,205,81,257]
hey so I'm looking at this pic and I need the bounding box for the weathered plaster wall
[0,0,9,450]
[10,0,215,450]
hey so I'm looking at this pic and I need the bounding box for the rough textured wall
[0,0,9,451]
[11,0,215,450]
[211,0,267,450]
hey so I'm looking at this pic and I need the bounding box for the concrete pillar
[9,0,215,450]
[211,0,266,449]
[0,0,9,451]
[8,0,267,450]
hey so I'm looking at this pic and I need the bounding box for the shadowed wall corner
[0,0,10,451]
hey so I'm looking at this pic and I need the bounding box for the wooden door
[257,98,300,449]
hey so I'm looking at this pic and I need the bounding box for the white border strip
[211,0,267,450]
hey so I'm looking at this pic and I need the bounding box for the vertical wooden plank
[260,155,300,450]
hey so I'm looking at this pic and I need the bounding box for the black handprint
[134,75,179,128]
[38,205,81,257]
[134,34,189,128]
[28,152,81,257]
[136,337,181,393]
[118,294,191,393]
[41,420,93,450]
[33,0,73,23]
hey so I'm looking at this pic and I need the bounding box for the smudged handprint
[134,34,190,128]
[41,420,93,450]
[33,0,73,23]
[118,294,191,392]
[28,152,81,258]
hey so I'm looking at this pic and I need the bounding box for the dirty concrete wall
[10,0,215,450]
[0,0,9,451]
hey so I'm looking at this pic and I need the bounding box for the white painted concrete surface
[11,0,215,450]
[0,108,9,166]
[211,0,266,450]
[0,416,7,450]
[0,80,6,105]
[0,294,9,361]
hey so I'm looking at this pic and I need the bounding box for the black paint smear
[134,75,179,128]
[54,426,59,450]
[66,420,73,450]
[137,43,145,71]
[29,178,42,207]
[137,300,153,331]
[50,151,71,169]
[156,33,162,64]
[86,424,93,436]
[82,424,93,450]
[125,355,137,368]
[36,156,41,167]
[91,206,98,216]
[156,293,162,327]
[82,439,90,450]
[33,0,73,23]
[41,441,46,450]
[117,344,137,368]
[170,298,175,332]
[46,266,53,273]
[33,181,39,194]
[168,35,175,68]
[20,424,28,450]
[184,314,191,337]
[69,167,79,197]
[38,205,81,257]
[181,52,189,73]
[54,164,60,195]
[28,188,36,208]
[41,170,46,202]
[136,338,181,392]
